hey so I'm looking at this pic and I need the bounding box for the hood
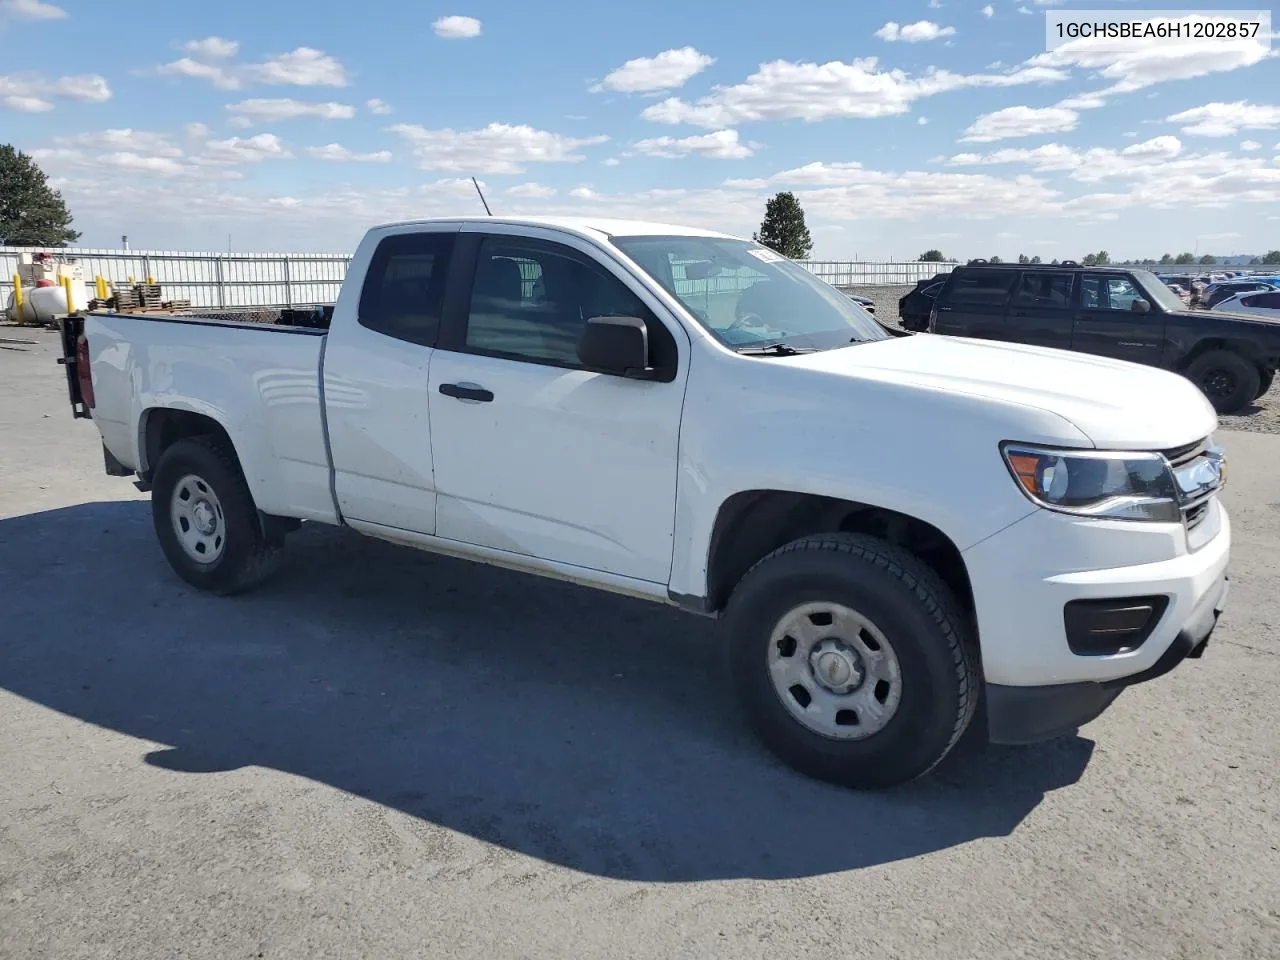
[785,334,1217,449]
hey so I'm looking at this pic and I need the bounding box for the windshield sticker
[747,247,785,263]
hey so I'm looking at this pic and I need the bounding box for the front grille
[1158,436,1218,534]
[1161,438,1208,470]
[1184,499,1211,530]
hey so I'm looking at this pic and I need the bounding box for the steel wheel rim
[169,473,226,564]
[767,601,903,740]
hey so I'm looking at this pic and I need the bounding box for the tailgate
[55,315,91,419]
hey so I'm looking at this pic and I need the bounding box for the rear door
[932,268,1016,339]
[1071,274,1167,366]
[1005,270,1075,351]
[323,226,458,533]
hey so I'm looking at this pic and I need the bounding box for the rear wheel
[724,533,979,789]
[151,436,282,594]
[1185,350,1260,414]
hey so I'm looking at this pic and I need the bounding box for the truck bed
[71,308,338,524]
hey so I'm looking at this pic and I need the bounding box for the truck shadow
[0,501,1094,882]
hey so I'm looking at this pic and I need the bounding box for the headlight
[1001,444,1181,523]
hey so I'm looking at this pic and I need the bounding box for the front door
[1072,274,1167,365]
[427,227,689,584]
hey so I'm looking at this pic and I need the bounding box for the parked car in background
[898,274,950,331]
[928,261,1280,412]
[845,293,876,315]
[1203,278,1280,310]
[1212,289,1280,322]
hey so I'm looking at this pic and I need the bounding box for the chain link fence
[2,246,954,310]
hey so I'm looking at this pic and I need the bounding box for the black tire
[723,533,979,790]
[1255,370,1274,401]
[1185,350,1260,414]
[150,436,282,595]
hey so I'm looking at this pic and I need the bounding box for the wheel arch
[699,489,975,624]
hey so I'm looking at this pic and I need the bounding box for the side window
[1241,292,1280,309]
[464,236,673,372]
[1082,276,1142,311]
[357,232,454,346]
[947,270,1016,307]
[1011,272,1073,309]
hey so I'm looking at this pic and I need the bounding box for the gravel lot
[846,286,1280,435]
[2,327,1279,959]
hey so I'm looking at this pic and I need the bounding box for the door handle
[439,382,494,403]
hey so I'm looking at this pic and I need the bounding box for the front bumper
[963,498,1230,745]
[986,572,1228,744]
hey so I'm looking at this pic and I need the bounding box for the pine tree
[0,145,79,246]
[753,192,813,260]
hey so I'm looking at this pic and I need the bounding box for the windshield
[1133,270,1187,313]
[610,236,887,350]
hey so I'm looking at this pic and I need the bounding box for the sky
[1,0,1277,260]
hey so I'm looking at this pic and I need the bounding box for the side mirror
[1132,298,1151,314]
[577,315,651,378]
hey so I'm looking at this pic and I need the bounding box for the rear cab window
[358,232,456,346]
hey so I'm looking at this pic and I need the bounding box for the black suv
[928,261,1280,413]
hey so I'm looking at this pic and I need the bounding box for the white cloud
[0,0,66,21]
[1240,140,1263,152]
[946,136,1186,181]
[632,129,752,159]
[602,157,621,167]
[506,182,557,198]
[388,122,609,174]
[56,128,184,157]
[0,72,110,111]
[981,5,994,17]
[156,58,240,89]
[569,186,600,200]
[366,98,392,114]
[1167,102,1280,137]
[3,94,50,111]
[594,47,715,94]
[156,45,349,89]
[917,117,929,125]
[641,58,1065,127]
[305,143,392,162]
[226,98,356,125]
[874,21,956,43]
[245,47,348,86]
[183,36,238,59]
[201,134,292,164]
[432,15,481,39]
[1017,6,1031,13]
[28,141,244,181]
[961,105,1078,142]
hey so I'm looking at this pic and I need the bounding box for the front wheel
[151,436,282,595]
[724,533,979,789]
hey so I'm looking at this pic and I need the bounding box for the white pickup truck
[58,216,1231,789]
